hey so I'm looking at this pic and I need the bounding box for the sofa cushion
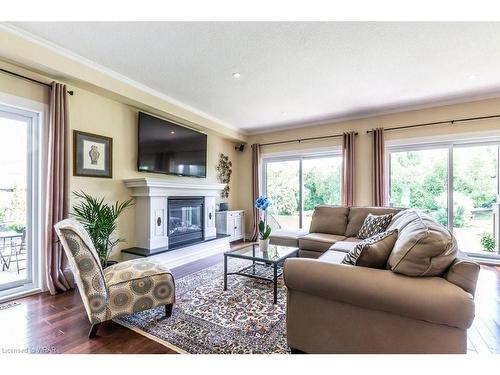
[387,210,457,277]
[387,209,416,231]
[342,230,398,268]
[318,250,346,264]
[299,233,346,252]
[298,249,323,259]
[357,213,393,239]
[309,205,349,235]
[345,206,402,237]
[329,239,361,253]
[344,237,363,243]
[269,228,308,247]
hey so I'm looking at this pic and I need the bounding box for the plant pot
[104,260,118,269]
[259,238,270,252]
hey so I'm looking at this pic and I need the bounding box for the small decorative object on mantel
[255,196,272,252]
[216,153,232,198]
[73,130,113,178]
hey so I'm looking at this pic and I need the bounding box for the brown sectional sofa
[271,205,480,354]
[271,206,402,257]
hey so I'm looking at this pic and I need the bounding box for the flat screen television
[137,112,207,178]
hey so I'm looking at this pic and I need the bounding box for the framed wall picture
[73,130,113,178]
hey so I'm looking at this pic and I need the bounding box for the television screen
[137,112,207,178]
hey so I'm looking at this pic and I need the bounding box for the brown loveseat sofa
[273,206,480,354]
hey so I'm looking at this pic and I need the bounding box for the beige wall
[0,63,239,260]
[0,28,246,142]
[4,56,500,247]
[238,97,500,234]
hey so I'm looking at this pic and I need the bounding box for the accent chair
[54,218,176,338]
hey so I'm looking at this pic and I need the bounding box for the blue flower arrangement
[255,196,272,240]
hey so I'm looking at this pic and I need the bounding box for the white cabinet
[215,210,245,242]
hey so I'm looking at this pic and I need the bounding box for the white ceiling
[9,22,500,133]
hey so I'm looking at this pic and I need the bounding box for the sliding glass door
[265,160,300,228]
[0,104,40,299]
[264,153,342,230]
[452,144,498,256]
[302,156,342,229]
[389,147,449,226]
[388,141,500,259]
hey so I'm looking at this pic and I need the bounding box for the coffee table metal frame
[223,243,299,304]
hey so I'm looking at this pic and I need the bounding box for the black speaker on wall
[235,144,245,152]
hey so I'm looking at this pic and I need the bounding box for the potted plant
[255,196,272,251]
[72,191,134,268]
[480,232,496,253]
[8,223,25,234]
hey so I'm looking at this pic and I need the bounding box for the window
[388,140,500,259]
[263,152,342,229]
[0,102,42,300]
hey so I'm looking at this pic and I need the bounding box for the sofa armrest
[283,258,475,330]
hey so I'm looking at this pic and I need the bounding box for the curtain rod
[0,68,74,96]
[365,114,500,134]
[259,132,358,147]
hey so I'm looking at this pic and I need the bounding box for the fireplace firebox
[168,197,204,248]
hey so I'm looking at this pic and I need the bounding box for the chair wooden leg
[165,304,173,318]
[88,323,101,339]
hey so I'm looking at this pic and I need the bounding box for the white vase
[259,238,270,252]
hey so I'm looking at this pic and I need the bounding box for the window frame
[262,148,342,229]
[386,135,500,260]
[0,97,44,301]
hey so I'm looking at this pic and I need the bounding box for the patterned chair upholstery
[54,218,175,338]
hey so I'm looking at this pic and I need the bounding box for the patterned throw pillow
[357,213,393,239]
[342,229,398,268]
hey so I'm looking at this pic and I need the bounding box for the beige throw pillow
[387,210,457,276]
[342,229,398,269]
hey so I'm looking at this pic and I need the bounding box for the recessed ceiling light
[469,74,478,80]
[281,111,287,116]
[170,131,175,134]
[232,72,241,79]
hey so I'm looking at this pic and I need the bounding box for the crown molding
[5,22,500,138]
[244,90,500,136]
[0,22,244,135]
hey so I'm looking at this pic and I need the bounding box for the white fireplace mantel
[124,178,226,197]
[123,178,226,252]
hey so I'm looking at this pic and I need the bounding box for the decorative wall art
[216,153,232,198]
[73,130,113,178]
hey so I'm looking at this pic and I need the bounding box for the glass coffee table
[223,243,299,304]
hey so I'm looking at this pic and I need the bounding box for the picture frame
[73,130,113,178]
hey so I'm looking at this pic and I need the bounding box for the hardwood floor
[467,264,500,354]
[0,242,499,354]
[0,250,224,354]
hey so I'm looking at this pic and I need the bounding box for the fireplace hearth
[168,197,204,248]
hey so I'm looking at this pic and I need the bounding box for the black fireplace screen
[168,197,204,247]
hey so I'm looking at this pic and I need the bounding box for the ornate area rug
[115,259,289,354]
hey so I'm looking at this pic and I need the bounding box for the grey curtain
[250,144,261,241]
[372,128,386,206]
[342,132,356,207]
[45,82,73,294]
